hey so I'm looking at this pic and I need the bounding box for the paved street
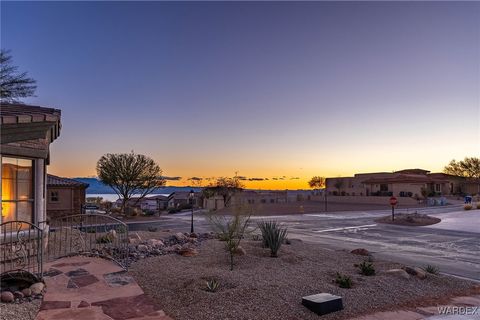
[127,205,480,281]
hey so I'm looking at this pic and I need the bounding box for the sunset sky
[1,1,479,190]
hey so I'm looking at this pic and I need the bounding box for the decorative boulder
[147,239,164,247]
[128,232,142,244]
[106,229,117,242]
[403,266,427,279]
[174,232,186,242]
[351,248,370,256]
[137,244,148,252]
[234,246,246,256]
[178,246,198,257]
[21,288,32,297]
[30,282,45,295]
[386,269,410,279]
[1,291,14,303]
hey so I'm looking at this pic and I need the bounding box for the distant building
[326,168,479,198]
[167,191,201,209]
[113,194,169,212]
[204,190,289,211]
[46,174,89,218]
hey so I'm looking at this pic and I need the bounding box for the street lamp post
[189,189,195,234]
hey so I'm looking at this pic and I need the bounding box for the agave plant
[205,279,220,292]
[258,220,288,257]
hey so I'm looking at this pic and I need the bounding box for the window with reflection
[1,157,34,224]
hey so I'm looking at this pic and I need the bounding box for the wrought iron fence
[46,214,129,270]
[0,221,44,279]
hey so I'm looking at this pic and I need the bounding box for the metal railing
[0,221,44,279]
[46,214,129,270]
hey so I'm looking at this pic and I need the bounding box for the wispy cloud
[162,176,182,181]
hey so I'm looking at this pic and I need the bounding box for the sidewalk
[349,294,480,320]
[36,256,172,320]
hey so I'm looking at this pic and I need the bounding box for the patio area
[35,256,172,320]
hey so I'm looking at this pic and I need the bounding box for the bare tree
[96,152,165,214]
[444,157,480,180]
[208,207,252,271]
[0,50,36,103]
[203,174,244,207]
[308,176,326,193]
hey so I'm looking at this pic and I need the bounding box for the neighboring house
[231,190,288,206]
[167,191,201,208]
[113,194,169,211]
[46,174,89,218]
[1,103,61,227]
[326,168,479,198]
[204,190,289,210]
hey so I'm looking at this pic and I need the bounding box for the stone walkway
[36,256,172,320]
[349,295,480,320]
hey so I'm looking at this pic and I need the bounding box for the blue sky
[2,1,479,188]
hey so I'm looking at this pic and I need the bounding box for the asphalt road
[127,205,480,281]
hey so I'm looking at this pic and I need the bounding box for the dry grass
[130,239,475,320]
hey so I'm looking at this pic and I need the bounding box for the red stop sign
[389,196,398,206]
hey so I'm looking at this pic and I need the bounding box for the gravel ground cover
[375,213,441,226]
[0,300,41,320]
[129,239,476,320]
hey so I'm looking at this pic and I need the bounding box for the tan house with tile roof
[46,174,89,218]
[326,168,479,198]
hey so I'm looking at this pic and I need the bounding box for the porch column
[35,158,46,227]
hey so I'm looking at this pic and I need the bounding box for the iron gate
[46,214,129,270]
[0,221,44,279]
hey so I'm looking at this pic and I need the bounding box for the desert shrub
[335,273,352,288]
[148,226,158,232]
[110,207,122,214]
[464,204,473,210]
[143,210,156,216]
[285,238,291,245]
[258,221,288,257]
[477,203,480,209]
[357,261,375,276]
[86,227,97,233]
[168,208,180,214]
[424,264,439,274]
[205,279,220,292]
[116,225,127,234]
[208,208,252,271]
[96,235,111,244]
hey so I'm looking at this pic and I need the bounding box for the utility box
[302,293,343,316]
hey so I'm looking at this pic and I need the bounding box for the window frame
[1,155,36,224]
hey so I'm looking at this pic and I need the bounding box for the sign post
[389,196,398,221]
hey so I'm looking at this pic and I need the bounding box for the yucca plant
[358,261,375,276]
[205,279,220,292]
[258,220,288,257]
[423,264,439,275]
[335,272,352,288]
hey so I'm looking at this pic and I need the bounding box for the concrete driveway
[127,205,480,281]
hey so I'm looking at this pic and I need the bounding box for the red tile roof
[47,174,89,188]
[1,103,61,124]
[362,174,449,184]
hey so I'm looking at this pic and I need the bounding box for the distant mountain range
[73,177,201,194]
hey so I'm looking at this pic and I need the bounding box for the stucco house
[1,103,61,227]
[326,168,478,198]
[46,174,89,218]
